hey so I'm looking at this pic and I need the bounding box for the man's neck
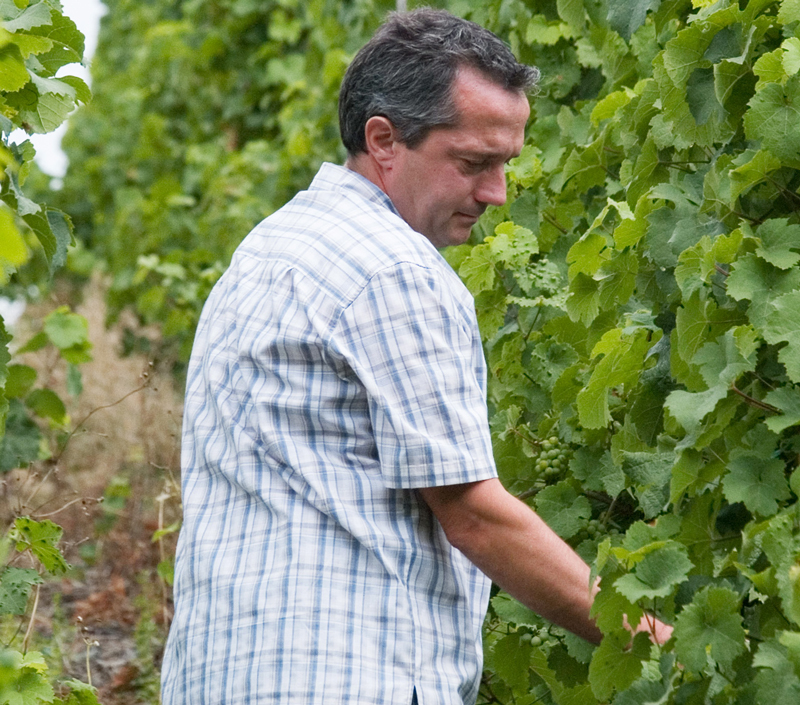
[344,153,390,197]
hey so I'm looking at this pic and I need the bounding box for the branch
[731,384,779,413]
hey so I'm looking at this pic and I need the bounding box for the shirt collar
[310,162,403,219]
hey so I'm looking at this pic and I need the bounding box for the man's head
[340,10,538,248]
[338,9,539,157]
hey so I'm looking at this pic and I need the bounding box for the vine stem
[731,384,779,413]
[22,582,40,653]
[52,376,151,465]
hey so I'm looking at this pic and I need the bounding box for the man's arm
[418,478,672,645]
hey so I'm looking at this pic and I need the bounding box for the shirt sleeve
[329,261,498,489]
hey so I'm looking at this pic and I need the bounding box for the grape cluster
[518,625,550,648]
[578,517,619,543]
[534,436,572,482]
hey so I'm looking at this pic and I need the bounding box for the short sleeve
[329,262,498,489]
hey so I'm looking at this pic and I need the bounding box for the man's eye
[462,160,484,173]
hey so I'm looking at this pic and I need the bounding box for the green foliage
[458,0,800,702]
[0,4,98,703]
[49,0,800,700]
[56,0,416,365]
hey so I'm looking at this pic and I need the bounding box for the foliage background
[3,0,800,703]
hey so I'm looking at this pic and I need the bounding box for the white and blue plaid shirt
[161,163,498,705]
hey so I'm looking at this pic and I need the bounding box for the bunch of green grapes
[579,517,620,543]
[518,624,551,648]
[534,436,572,482]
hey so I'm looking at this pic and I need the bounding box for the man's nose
[475,165,508,207]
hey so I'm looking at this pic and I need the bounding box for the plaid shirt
[161,163,498,705]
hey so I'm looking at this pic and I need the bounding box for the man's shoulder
[232,164,459,303]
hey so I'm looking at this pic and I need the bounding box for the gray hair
[338,8,539,156]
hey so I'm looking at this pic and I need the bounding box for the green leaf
[0,1,52,33]
[784,37,800,75]
[490,221,538,268]
[505,144,542,188]
[11,517,69,576]
[779,0,800,25]
[614,543,693,602]
[14,85,74,134]
[686,66,725,126]
[764,387,800,433]
[730,149,783,203]
[0,567,41,615]
[608,0,662,41]
[4,364,36,399]
[0,399,41,471]
[727,253,800,324]
[0,206,28,281]
[673,585,746,672]
[458,243,495,295]
[28,10,84,74]
[571,448,626,497]
[25,388,66,424]
[588,632,650,701]
[43,307,88,350]
[557,0,585,29]
[493,632,532,691]
[491,592,540,628]
[534,480,592,539]
[7,31,53,58]
[744,75,800,168]
[23,208,73,273]
[577,328,652,429]
[58,679,100,705]
[762,291,800,383]
[723,450,790,517]
[755,218,800,270]
[0,43,29,92]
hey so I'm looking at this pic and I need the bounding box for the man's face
[385,67,530,248]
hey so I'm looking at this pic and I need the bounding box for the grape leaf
[588,632,650,701]
[726,253,800,323]
[534,480,592,539]
[25,388,66,424]
[493,632,532,691]
[577,328,652,429]
[458,243,495,295]
[755,218,800,270]
[0,399,41,471]
[4,364,37,399]
[608,0,661,41]
[762,291,800,383]
[764,387,800,433]
[23,208,73,274]
[571,448,626,497]
[673,586,746,672]
[491,593,540,628]
[614,543,693,602]
[0,567,42,615]
[11,517,70,576]
[43,307,89,350]
[723,450,790,517]
[779,0,800,25]
[0,1,52,33]
[0,43,30,93]
[784,37,800,75]
[744,75,800,167]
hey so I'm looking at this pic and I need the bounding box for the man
[161,9,669,705]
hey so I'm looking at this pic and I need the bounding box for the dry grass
[5,275,184,702]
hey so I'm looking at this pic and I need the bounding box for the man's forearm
[420,478,602,642]
[419,478,672,645]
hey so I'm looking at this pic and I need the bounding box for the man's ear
[363,116,400,167]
